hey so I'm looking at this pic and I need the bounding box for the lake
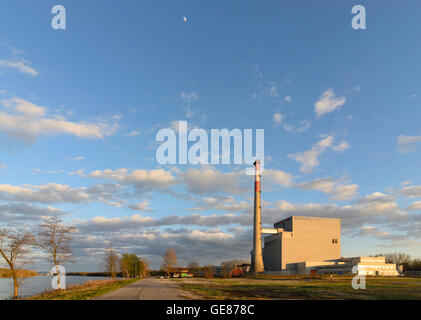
[0,275,113,300]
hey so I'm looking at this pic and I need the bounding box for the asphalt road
[93,278,199,300]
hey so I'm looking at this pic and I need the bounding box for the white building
[313,257,399,276]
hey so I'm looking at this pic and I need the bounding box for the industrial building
[263,216,341,271]
[262,216,399,276]
[313,256,399,276]
[250,160,398,276]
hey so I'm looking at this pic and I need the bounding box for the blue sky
[0,1,420,271]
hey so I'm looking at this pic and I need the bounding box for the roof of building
[275,216,340,224]
[292,216,340,221]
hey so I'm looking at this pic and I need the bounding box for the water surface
[0,275,113,299]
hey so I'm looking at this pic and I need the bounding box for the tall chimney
[252,160,264,275]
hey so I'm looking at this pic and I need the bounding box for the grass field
[26,278,139,300]
[177,276,421,300]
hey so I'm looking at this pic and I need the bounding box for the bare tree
[103,246,120,279]
[38,217,75,289]
[187,261,200,274]
[203,265,214,279]
[162,248,177,275]
[221,261,235,278]
[220,260,247,278]
[0,229,34,299]
[376,252,412,265]
[120,256,130,278]
[394,253,412,265]
[141,259,150,278]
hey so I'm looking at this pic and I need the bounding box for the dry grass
[178,276,421,300]
[26,278,139,300]
[0,268,37,278]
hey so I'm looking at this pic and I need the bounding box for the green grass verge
[179,277,421,300]
[26,278,140,300]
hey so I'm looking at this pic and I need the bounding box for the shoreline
[24,278,139,300]
[0,270,38,279]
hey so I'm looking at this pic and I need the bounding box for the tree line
[0,217,74,299]
[373,252,421,271]
[103,247,149,279]
[154,248,248,278]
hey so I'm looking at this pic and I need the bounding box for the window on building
[332,239,338,244]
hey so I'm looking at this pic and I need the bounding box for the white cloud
[399,185,421,198]
[76,212,250,232]
[314,89,346,118]
[180,92,199,103]
[32,168,64,175]
[0,203,65,224]
[80,166,294,199]
[297,177,358,201]
[355,225,405,241]
[397,135,421,153]
[128,201,153,212]
[288,136,350,173]
[180,92,206,122]
[273,113,283,127]
[262,83,279,98]
[265,193,408,229]
[70,166,251,198]
[283,120,311,133]
[407,201,421,211]
[0,163,6,169]
[68,156,85,161]
[179,167,248,195]
[87,168,176,191]
[0,182,122,205]
[356,192,396,204]
[0,97,119,144]
[1,42,25,55]
[262,169,294,187]
[253,81,281,100]
[32,168,42,175]
[125,130,140,136]
[285,96,292,103]
[332,141,350,152]
[69,169,85,176]
[197,196,251,213]
[2,97,45,116]
[0,183,91,203]
[72,165,363,204]
[0,59,39,76]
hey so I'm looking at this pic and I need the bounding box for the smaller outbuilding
[292,256,399,276]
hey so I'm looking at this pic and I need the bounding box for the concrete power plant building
[263,216,341,271]
[251,160,398,276]
[262,216,399,276]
